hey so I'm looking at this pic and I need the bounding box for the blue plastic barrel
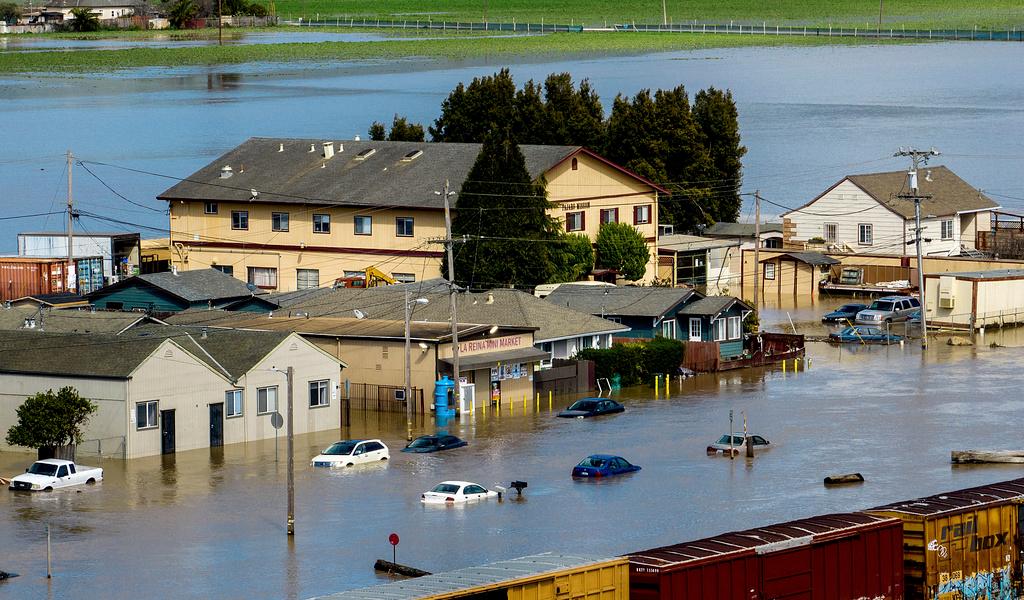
[434,376,455,416]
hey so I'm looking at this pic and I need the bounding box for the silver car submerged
[855,295,921,324]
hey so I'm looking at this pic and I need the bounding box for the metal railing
[77,436,126,459]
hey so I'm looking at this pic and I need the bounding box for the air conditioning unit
[939,296,955,309]
[938,276,956,309]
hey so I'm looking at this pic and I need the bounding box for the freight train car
[627,512,904,599]
[867,477,1024,600]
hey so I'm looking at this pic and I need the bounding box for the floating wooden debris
[824,473,865,485]
[374,559,431,578]
[952,450,1024,464]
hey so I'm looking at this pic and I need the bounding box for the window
[392,273,415,283]
[713,318,727,341]
[689,318,701,340]
[309,380,330,407]
[941,219,954,240]
[675,253,707,286]
[231,210,248,230]
[566,211,585,232]
[204,202,218,214]
[858,223,873,245]
[824,223,838,243]
[763,262,776,280]
[212,265,234,276]
[727,316,741,340]
[396,217,414,237]
[764,237,783,249]
[313,214,331,234]
[57,465,68,478]
[634,205,651,225]
[571,157,578,170]
[225,390,242,417]
[600,208,618,225]
[661,319,676,338]
[247,267,278,289]
[297,268,319,290]
[136,400,158,429]
[354,215,372,235]
[257,386,278,415]
[272,212,289,232]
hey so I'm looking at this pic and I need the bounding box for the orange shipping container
[0,258,66,301]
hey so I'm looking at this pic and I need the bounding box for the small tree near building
[550,233,595,283]
[595,222,650,282]
[0,2,22,24]
[167,0,199,28]
[5,387,98,460]
[67,7,101,31]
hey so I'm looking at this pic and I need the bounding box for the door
[209,403,224,448]
[160,409,176,455]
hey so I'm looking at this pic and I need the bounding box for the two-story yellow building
[158,138,664,291]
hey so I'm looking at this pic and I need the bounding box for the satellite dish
[246,283,259,293]
[353,309,366,320]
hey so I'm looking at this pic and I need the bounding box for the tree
[5,387,98,454]
[430,68,517,143]
[550,233,594,283]
[167,0,199,28]
[694,87,746,222]
[0,2,21,24]
[595,221,650,281]
[445,127,561,289]
[368,121,386,141]
[67,7,101,31]
[386,114,425,142]
[543,73,606,149]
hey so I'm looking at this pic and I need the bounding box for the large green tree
[543,73,606,149]
[445,128,561,289]
[369,114,425,142]
[167,0,199,28]
[5,387,98,452]
[550,233,595,283]
[0,2,21,24]
[694,87,746,222]
[430,69,518,143]
[595,221,650,281]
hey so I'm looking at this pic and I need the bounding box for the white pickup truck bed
[8,458,103,492]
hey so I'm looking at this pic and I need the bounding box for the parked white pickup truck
[8,459,103,492]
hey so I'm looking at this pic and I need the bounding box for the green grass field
[0,31,885,73]
[273,0,1024,29]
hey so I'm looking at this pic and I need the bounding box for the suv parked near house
[855,295,921,325]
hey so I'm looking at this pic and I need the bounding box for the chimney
[220,165,233,179]
[278,143,285,152]
[201,327,208,340]
[308,144,316,153]
[486,292,494,305]
[338,143,344,153]
[354,135,361,141]
[171,265,179,276]
[323,141,335,159]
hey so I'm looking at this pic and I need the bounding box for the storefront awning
[439,347,549,369]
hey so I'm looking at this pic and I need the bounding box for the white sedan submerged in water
[421,481,499,504]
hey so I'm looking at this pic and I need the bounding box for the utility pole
[405,287,413,440]
[662,0,667,26]
[286,366,294,535]
[66,150,75,294]
[442,179,461,414]
[218,0,223,46]
[894,147,940,350]
[753,190,761,310]
[878,0,883,26]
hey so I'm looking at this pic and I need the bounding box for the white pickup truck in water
[8,459,103,492]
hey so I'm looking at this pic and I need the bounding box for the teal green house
[677,296,754,360]
[88,268,270,313]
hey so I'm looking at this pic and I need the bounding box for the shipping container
[627,513,904,600]
[0,258,67,301]
[313,553,629,600]
[867,477,1024,600]
[76,256,106,295]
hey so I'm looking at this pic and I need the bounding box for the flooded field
[2,307,1022,599]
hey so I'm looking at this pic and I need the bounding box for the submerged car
[821,303,868,323]
[421,481,498,504]
[571,454,641,478]
[557,398,625,419]
[401,434,467,453]
[311,439,389,467]
[707,434,771,455]
[9,459,103,492]
[855,296,920,324]
[829,326,904,344]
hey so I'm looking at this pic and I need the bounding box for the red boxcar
[628,513,904,600]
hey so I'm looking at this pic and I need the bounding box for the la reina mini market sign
[452,335,532,382]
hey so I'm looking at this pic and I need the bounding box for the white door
[352,442,371,465]
[689,318,702,342]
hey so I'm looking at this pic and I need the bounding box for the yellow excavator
[333,266,396,289]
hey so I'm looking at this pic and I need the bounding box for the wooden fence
[682,341,720,373]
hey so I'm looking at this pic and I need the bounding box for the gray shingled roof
[0,330,166,379]
[0,306,157,334]
[704,222,783,237]
[104,268,263,303]
[677,296,752,318]
[544,284,701,318]
[157,138,580,210]
[124,325,293,379]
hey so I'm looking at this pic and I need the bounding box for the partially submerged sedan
[821,303,868,323]
[571,454,641,478]
[557,398,625,419]
[707,434,771,456]
[421,481,498,504]
[828,325,904,344]
[401,434,467,453]
[311,439,389,467]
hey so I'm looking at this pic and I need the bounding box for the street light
[404,289,429,441]
[270,366,295,536]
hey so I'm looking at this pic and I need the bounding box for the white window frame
[824,223,838,243]
[600,208,618,225]
[247,267,278,290]
[661,319,676,339]
[257,386,278,415]
[392,273,415,283]
[136,400,158,430]
[566,211,584,232]
[396,217,415,237]
[231,210,249,230]
[941,219,954,240]
[688,318,702,342]
[634,204,651,225]
[204,202,218,214]
[354,215,372,235]
[309,380,330,408]
[858,223,873,245]
[313,213,331,234]
[763,262,776,280]
[727,316,741,340]
[271,212,289,232]
[225,389,243,417]
[296,268,320,290]
[712,318,727,341]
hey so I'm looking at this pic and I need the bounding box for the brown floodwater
[2,299,1023,599]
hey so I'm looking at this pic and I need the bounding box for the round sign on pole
[270,412,284,430]
[388,533,400,546]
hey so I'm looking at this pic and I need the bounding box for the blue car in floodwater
[822,303,868,323]
[828,326,904,344]
[571,454,641,478]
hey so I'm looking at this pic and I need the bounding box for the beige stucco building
[158,139,663,290]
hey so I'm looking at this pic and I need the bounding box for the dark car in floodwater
[571,454,641,478]
[557,398,625,419]
[401,434,467,453]
[822,303,868,323]
[829,326,904,344]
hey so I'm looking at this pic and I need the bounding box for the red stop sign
[389,533,400,546]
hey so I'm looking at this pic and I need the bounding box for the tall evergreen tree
[429,69,517,143]
[543,73,606,149]
[694,87,746,222]
[368,121,386,141]
[445,128,561,289]
[386,115,425,142]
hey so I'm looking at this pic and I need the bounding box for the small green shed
[677,296,753,359]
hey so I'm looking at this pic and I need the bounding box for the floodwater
[3,303,1024,599]
[0,41,1023,246]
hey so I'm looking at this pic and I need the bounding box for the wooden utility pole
[218,0,223,46]
[753,190,761,310]
[895,147,939,350]
[442,179,461,412]
[66,150,75,294]
[286,366,294,535]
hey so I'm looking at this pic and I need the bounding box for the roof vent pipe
[309,144,316,153]
[323,142,335,159]
[220,165,233,179]
[338,143,344,153]
[486,292,494,305]
[278,143,285,152]
[354,135,361,141]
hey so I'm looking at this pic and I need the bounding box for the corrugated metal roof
[926,269,1024,280]
[628,513,896,572]
[312,553,619,600]
[868,477,1024,517]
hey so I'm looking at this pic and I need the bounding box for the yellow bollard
[536,392,540,412]
[794,358,799,372]
[548,390,553,411]
[523,395,527,412]
[654,374,660,396]
[807,357,812,369]
[782,360,787,374]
